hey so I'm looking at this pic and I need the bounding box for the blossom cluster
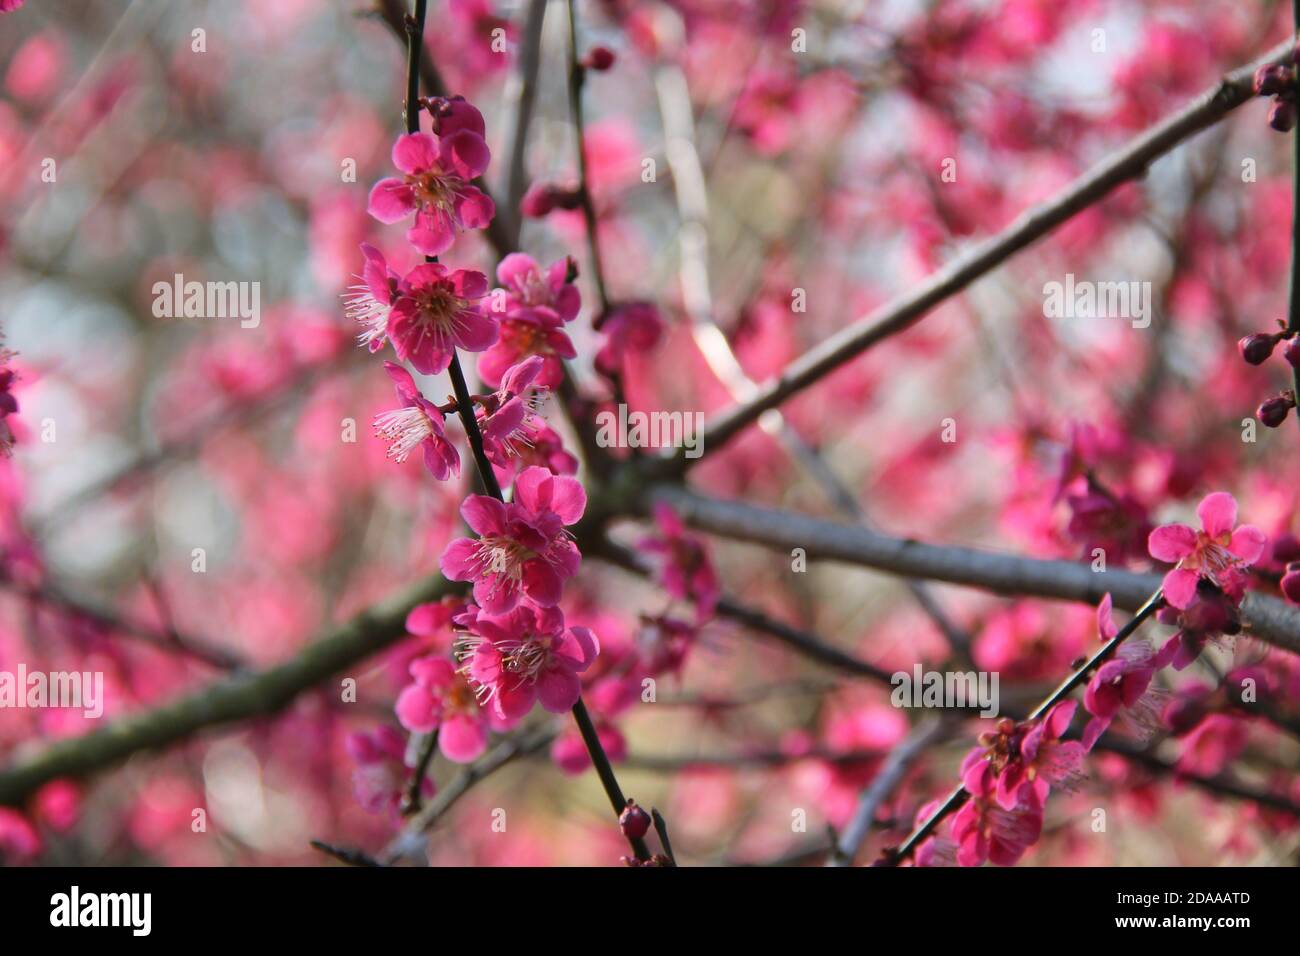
[915,493,1267,866]
[346,90,718,815]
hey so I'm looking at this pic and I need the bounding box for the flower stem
[573,697,651,861]
[889,588,1164,865]
[398,0,649,864]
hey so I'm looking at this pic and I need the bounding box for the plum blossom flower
[595,301,663,376]
[458,602,599,719]
[963,703,1085,813]
[367,129,495,256]
[490,253,581,326]
[1151,579,1241,671]
[478,355,547,467]
[394,656,490,762]
[345,725,428,815]
[372,361,460,480]
[1147,492,1265,610]
[1082,595,1165,749]
[440,466,585,613]
[950,759,1044,867]
[343,243,401,353]
[911,798,959,867]
[477,255,581,389]
[1176,714,1248,777]
[639,503,719,619]
[388,263,496,375]
[0,1,25,12]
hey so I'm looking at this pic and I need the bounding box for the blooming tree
[1,0,1300,869]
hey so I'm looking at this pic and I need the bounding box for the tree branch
[644,484,1300,656]
[660,38,1296,468]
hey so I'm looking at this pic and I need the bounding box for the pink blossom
[388,263,496,375]
[1147,492,1266,609]
[343,243,401,353]
[459,603,599,718]
[989,702,1085,810]
[372,361,460,481]
[1176,714,1248,777]
[1082,623,1162,751]
[478,355,548,470]
[0,808,39,861]
[479,255,580,391]
[639,503,719,618]
[595,301,663,376]
[367,130,495,256]
[440,466,585,613]
[0,1,25,12]
[489,253,581,325]
[951,759,1043,867]
[1151,582,1241,671]
[394,656,489,763]
[345,725,428,814]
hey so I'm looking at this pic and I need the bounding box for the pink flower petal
[1148,523,1196,563]
[1227,524,1266,565]
[367,178,415,223]
[537,666,582,713]
[1161,567,1199,610]
[1196,492,1237,539]
[439,714,488,763]
[440,129,491,180]
[392,131,439,174]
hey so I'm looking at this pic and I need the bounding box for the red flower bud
[1284,337,1300,370]
[1270,99,1297,132]
[1239,332,1279,365]
[1255,64,1292,97]
[1257,393,1295,428]
[1282,567,1300,604]
[619,800,651,840]
[519,182,556,218]
[583,46,616,71]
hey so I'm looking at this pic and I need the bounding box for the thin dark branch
[661,39,1297,468]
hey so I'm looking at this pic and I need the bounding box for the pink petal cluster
[372,362,460,480]
[458,602,599,719]
[478,254,580,389]
[440,466,585,612]
[367,104,496,256]
[639,503,719,619]
[394,656,490,762]
[1147,492,1265,609]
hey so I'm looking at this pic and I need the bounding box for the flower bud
[1255,64,1291,97]
[1270,99,1298,132]
[1284,337,1300,370]
[1258,394,1295,427]
[1239,332,1279,365]
[519,182,556,218]
[1282,566,1300,604]
[583,46,616,71]
[619,800,651,840]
